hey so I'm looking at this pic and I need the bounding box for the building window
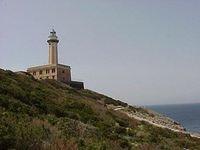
[63,77,65,80]
[40,77,42,80]
[52,68,55,73]
[33,72,36,75]
[46,76,49,79]
[62,70,65,73]
[46,69,49,74]
[52,75,55,79]
[39,70,43,75]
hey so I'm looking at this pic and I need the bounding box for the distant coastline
[147,103,200,134]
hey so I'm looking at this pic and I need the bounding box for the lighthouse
[27,29,84,89]
[47,29,59,65]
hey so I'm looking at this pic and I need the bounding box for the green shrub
[0,69,200,149]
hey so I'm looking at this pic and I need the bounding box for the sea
[147,103,200,134]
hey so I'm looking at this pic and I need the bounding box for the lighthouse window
[52,68,55,73]
[33,72,36,75]
[46,69,49,74]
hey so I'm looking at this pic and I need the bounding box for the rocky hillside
[0,69,200,150]
[107,104,185,132]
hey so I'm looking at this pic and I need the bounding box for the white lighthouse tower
[47,29,59,65]
[27,29,84,89]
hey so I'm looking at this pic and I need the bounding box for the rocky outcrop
[107,104,186,132]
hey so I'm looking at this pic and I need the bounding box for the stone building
[27,29,84,89]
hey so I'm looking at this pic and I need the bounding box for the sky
[1,0,200,105]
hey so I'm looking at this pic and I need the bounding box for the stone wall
[27,65,57,80]
[57,67,71,83]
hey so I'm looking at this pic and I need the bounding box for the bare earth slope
[0,69,200,150]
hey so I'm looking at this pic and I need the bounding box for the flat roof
[27,64,70,71]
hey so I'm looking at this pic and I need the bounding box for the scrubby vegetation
[0,69,200,150]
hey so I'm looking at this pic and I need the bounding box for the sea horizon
[146,102,200,107]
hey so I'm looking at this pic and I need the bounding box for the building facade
[27,30,83,89]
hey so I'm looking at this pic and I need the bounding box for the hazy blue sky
[1,0,200,105]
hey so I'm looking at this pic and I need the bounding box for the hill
[0,69,200,150]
